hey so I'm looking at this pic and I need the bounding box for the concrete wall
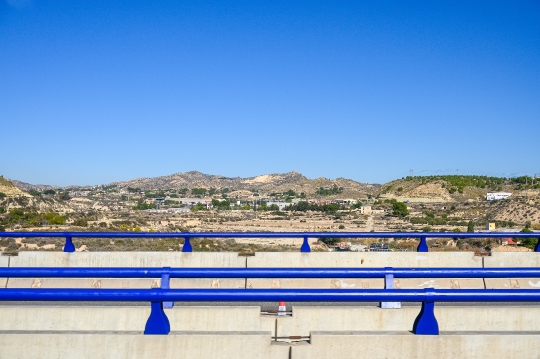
[0,306,275,333]
[0,332,289,359]
[6,252,246,289]
[246,252,483,289]
[292,332,540,359]
[484,253,540,289]
[277,306,540,337]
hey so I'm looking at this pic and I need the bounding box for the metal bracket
[161,267,173,308]
[417,236,429,252]
[413,288,439,335]
[63,236,75,253]
[300,236,311,253]
[182,236,192,252]
[144,300,171,335]
[380,267,401,309]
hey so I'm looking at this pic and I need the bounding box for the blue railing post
[144,300,170,335]
[417,236,428,252]
[63,235,75,253]
[182,236,192,252]
[300,236,311,253]
[413,288,439,335]
[161,267,173,308]
[381,267,401,309]
[535,239,540,252]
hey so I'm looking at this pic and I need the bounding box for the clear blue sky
[1,1,539,186]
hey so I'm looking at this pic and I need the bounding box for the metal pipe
[1,288,540,302]
[1,231,539,239]
[2,267,540,278]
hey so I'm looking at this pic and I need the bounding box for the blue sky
[1,1,539,186]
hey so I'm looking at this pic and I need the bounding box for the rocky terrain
[1,172,539,255]
[109,171,379,199]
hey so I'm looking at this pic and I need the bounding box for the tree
[72,218,88,227]
[0,192,6,198]
[58,192,71,201]
[296,201,309,212]
[467,221,475,232]
[392,202,409,217]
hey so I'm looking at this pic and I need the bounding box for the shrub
[338,224,345,229]
[72,218,88,227]
[319,237,340,246]
[392,202,409,217]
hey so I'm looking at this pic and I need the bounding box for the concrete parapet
[247,252,483,289]
[6,252,246,288]
[292,331,540,359]
[0,331,288,359]
[484,253,540,289]
[9,251,246,267]
[277,306,540,337]
[0,306,274,333]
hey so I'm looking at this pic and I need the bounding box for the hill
[108,171,379,199]
[375,175,539,203]
[0,176,32,198]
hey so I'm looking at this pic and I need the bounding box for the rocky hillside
[109,171,379,198]
[376,175,538,203]
[0,177,32,198]
[10,180,59,192]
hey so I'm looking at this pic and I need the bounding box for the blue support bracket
[417,236,428,252]
[300,236,311,253]
[63,236,75,253]
[413,289,439,335]
[161,267,173,308]
[380,267,401,309]
[182,236,192,252]
[144,300,171,335]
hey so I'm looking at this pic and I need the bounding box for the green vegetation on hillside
[0,209,66,228]
[315,185,343,196]
[284,201,344,214]
[402,175,540,192]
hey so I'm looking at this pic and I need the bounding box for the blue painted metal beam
[1,231,539,239]
[2,288,540,302]
[2,267,540,278]
[1,231,538,252]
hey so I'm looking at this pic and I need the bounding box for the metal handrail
[1,231,539,252]
[2,267,540,278]
[1,287,540,335]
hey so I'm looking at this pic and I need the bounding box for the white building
[487,192,512,201]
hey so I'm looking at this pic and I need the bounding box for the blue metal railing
[1,231,539,252]
[2,266,540,335]
[2,267,540,278]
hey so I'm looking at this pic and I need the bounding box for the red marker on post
[278,301,287,315]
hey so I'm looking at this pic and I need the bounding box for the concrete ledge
[277,306,540,337]
[292,331,540,359]
[6,252,246,289]
[0,331,288,359]
[247,252,483,289]
[484,253,540,289]
[0,306,275,333]
[9,251,247,267]
[6,278,245,289]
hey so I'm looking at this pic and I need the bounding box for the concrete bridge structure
[2,250,540,358]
